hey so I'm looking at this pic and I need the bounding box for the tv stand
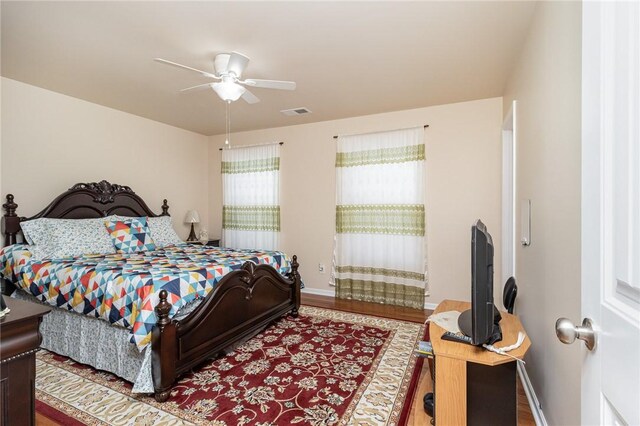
[430,300,531,425]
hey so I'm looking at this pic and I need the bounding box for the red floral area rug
[35,306,425,425]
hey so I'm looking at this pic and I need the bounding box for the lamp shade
[212,81,246,102]
[184,210,200,224]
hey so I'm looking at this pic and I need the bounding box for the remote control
[441,331,473,344]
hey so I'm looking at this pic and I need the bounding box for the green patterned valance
[336,266,425,281]
[223,205,280,231]
[336,204,425,236]
[222,157,280,174]
[336,144,425,168]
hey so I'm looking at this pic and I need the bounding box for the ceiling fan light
[212,81,246,102]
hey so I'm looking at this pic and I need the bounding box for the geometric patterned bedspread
[0,244,291,351]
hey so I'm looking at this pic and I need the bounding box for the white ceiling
[1,1,536,136]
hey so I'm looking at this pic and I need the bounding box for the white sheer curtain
[222,144,280,250]
[332,127,427,309]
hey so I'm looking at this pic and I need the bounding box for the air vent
[281,107,312,116]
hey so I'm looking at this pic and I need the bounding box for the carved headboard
[2,180,170,246]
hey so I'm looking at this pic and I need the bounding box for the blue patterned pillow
[104,217,156,253]
[21,217,117,260]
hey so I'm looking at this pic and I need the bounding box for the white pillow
[21,217,117,260]
[147,216,184,247]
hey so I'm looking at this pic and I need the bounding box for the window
[221,144,281,250]
[332,127,427,309]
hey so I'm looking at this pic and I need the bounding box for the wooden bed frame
[1,180,301,402]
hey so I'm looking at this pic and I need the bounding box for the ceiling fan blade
[154,58,218,79]
[242,79,296,91]
[226,52,250,78]
[241,89,260,104]
[180,83,214,93]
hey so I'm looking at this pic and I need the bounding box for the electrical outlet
[318,263,325,273]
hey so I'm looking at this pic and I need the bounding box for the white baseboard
[517,362,548,426]
[424,301,438,310]
[301,287,336,298]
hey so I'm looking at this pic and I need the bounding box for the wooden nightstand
[187,239,220,247]
[0,297,51,426]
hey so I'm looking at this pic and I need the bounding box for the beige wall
[209,98,503,307]
[503,2,582,424]
[1,78,210,239]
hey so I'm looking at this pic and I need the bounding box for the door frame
[502,100,517,301]
[581,3,602,421]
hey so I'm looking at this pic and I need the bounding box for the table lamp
[184,210,200,242]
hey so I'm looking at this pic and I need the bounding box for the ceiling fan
[154,52,296,104]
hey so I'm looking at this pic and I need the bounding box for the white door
[578,1,640,424]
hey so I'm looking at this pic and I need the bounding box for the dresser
[0,298,51,426]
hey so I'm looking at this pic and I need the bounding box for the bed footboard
[151,255,301,401]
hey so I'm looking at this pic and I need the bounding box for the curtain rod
[219,141,284,151]
[332,124,429,139]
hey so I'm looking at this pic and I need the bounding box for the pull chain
[224,101,231,148]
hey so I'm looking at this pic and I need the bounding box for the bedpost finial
[3,194,17,217]
[289,255,301,318]
[155,289,172,329]
[161,199,169,216]
[290,255,300,280]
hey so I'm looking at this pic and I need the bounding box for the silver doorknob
[555,317,596,351]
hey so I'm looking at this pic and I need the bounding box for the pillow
[147,216,184,247]
[104,217,157,253]
[112,215,183,248]
[20,219,44,246]
[20,217,117,260]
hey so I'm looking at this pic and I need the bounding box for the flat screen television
[458,219,502,345]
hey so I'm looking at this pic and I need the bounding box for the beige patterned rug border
[36,391,109,426]
[36,306,425,426]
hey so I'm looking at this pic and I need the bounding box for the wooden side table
[430,300,531,425]
[186,239,220,247]
[0,298,51,426]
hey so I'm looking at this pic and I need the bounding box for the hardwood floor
[302,292,429,323]
[37,294,535,425]
[35,413,59,426]
[302,293,535,426]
